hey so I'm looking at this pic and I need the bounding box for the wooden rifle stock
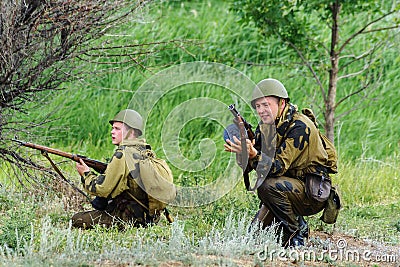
[228,104,257,191]
[12,139,107,173]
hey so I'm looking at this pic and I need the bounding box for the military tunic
[249,103,332,236]
[71,139,161,229]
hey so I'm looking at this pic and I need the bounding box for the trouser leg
[250,203,276,230]
[257,176,325,241]
[72,195,157,229]
[71,210,115,229]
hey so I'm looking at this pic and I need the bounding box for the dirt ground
[155,230,400,267]
[93,230,399,267]
[252,230,399,267]
[300,231,400,267]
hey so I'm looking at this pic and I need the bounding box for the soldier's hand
[224,136,258,159]
[224,135,241,153]
[76,158,90,176]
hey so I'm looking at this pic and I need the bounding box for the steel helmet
[109,109,143,135]
[251,78,290,108]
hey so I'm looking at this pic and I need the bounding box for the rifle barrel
[12,139,107,173]
[13,139,74,159]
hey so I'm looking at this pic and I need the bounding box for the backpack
[302,108,338,174]
[138,149,177,215]
[302,108,341,223]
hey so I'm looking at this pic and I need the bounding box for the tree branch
[338,9,398,54]
[286,40,327,103]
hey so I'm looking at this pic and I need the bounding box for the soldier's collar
[120,138,148,147]
[275,103,297,125]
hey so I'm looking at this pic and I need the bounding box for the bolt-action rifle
[12,139,175,223]
[12,139,107,173]
[12,139,107,202]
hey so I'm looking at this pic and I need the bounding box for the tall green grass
[21,0,399,161]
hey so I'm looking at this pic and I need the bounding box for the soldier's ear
[280,98,286,108]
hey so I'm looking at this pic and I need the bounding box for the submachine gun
[226,104,259,191]
[228,104,255,141]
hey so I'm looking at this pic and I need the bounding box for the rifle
[228,104,255,140]
[227,104,260,192]
[13,139,175,223]
[12,139,107,173]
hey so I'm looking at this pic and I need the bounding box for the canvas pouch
[305,173,331,202]
[320,187,342,224]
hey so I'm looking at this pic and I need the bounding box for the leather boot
[282,216,308,248]
[281,228,305,248]
[298,215,309,240]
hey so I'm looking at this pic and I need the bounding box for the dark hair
[123,123,142,137]
[133,128,142,137]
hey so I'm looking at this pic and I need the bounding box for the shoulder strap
[41,151,91,201]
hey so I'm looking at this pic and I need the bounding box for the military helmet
[251,78,290,108]
[109,109,143,135]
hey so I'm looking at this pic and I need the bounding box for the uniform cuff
[80,171,91,183]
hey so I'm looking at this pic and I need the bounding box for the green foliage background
[27,0,399,161]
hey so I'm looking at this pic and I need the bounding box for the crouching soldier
[72,109,175,229]
[224,78,340,247]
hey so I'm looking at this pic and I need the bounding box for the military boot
[287,231,305,247]
[281,228,305,248]
[298,215,309,240]
[282,216,308,248]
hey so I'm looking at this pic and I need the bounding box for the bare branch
[338,9,398,53]
[361,25,400,34]
[338,39,385,70]
[335,62,383,109]
[286,40,327,103]
[338,59,375,81]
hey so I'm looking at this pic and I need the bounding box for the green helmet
[251,78,290,108]
[109,109,143,135]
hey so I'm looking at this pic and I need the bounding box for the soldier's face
[254,96,280,125]
[111,121,127,145]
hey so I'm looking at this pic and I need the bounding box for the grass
[335,158,399,206]
[0,175,399,266]
[0,190,279,266]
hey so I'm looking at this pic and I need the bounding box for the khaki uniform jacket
[81,139,154,213]
[250,104,331,179]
